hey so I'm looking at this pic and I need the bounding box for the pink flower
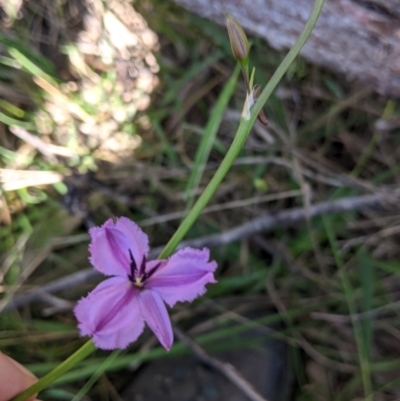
[74,217,217,350]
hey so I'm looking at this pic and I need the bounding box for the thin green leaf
[184,64,240,206]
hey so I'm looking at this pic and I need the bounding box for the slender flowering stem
[11,340,96,401]
[158,0,326,259]
[12,1,325,399]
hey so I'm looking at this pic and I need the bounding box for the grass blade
[184,64,240,208]
[322,215,373,400]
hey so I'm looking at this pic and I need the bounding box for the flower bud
[226,14,249,62]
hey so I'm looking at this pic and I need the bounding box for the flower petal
[74,277,145,349]
[89,217,149,276]
[139,289,173,350]
[146,247,217,307]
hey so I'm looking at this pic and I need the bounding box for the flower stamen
[128,250,155,286]
[139,255,146,276]
[134,277,144,288]
[128,249,137,282]
[144,262,162,280]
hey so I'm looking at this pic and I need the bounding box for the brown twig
[173,325,270,401]
[185,190,399,249]
[311,299,400,323]
[2,190,399,313]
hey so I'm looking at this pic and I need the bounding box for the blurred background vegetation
[1,0,400,400]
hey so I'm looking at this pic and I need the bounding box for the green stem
[159,0,326,259]
[252,1,325,120]
[11,340,96,401]
[12,1,325,399]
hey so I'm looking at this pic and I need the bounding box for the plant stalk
[11,340,96,401]
[158,0,326,259]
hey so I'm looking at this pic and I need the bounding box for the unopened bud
[257,109,269,126]
[226,14,249,62]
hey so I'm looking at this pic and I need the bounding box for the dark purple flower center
[128,249,161,288]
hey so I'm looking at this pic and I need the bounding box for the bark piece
[172,0,400,97]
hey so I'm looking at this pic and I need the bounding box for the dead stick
[173,326,270,401]
[184,190,397,249]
